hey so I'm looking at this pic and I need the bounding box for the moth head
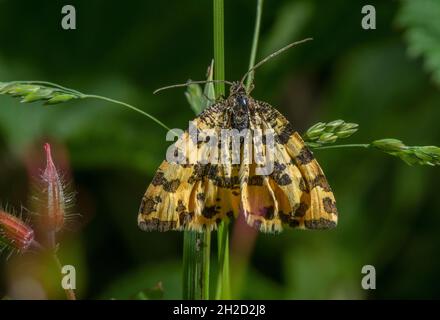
[235,95,248,108]
[229,82,248,106]
[229,82,247,96]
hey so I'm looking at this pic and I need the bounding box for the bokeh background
[1,0,440,299]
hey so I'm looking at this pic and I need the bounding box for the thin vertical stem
[52,253,76,300]
[246,0,264,89]
[182,232,195,299]
[202,231,211,299]
[213,0,230,300]
[181,65,215,301]
[230,0,264,299]
[47,225,76,300]
[213,0,225,97]
[182,231,210,300]
[215,222,230,299]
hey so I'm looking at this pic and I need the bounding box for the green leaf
[185,82,204,115]
[184,61,216,116]
[203,60,216,109]
[397,0,440,85]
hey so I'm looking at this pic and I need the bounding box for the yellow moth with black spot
[138,40,337,233]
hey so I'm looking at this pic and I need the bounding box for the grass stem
[213,0,225,97]
[313,143,370,150]
[246,0,264,89]
[83,94,173,133]
[213,0,231,300]
[182,231,211,299]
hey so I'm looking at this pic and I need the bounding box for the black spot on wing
[277,123,295,144]
[311,174,332,192]
[294,202,309,218]
[140,196,162,215]
[304,218,336,229]
[202,205,219,219]
[323,197,338,214]
[163,179,181,193]
[139,219,177,232]
[296,147,314,165]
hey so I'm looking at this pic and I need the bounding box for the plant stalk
[181,62,216,301]
[52,253,77,300]
[213,0,225,97]
[183,231,210,299]
[47,232,76,300]
[229,0,265,299]
[313,143,370,150]
[83,95,173,133]
[246,0,264,89]
[213,0,231,300]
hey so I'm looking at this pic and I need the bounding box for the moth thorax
[232,94,250,130]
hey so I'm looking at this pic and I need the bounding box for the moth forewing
[138,83,337,233]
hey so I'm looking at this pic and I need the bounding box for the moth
[138,39,338,233]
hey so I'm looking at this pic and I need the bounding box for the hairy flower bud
[40,143,66,232]
[0,210,35,251]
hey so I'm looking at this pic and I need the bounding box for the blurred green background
[1,0,440,299]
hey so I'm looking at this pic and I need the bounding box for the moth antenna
[154,80,234,95]
[240,38,313,86]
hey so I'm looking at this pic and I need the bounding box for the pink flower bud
[41,143,65,232]
[0,210,35,251]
